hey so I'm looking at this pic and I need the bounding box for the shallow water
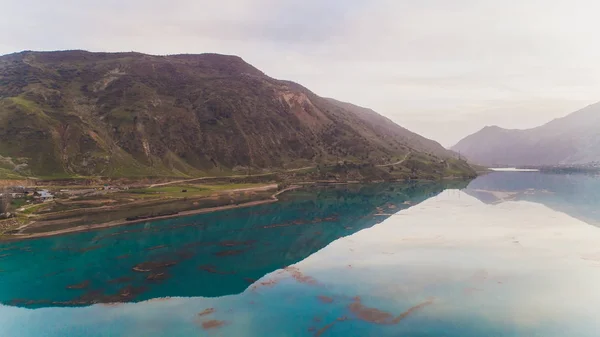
[2,174,600,336]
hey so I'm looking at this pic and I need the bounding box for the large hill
[0,50,469,178]
[452,102,600,167]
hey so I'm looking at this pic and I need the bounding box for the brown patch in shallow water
[348,301,393,324]
[132,260,177,272]
[66,280,90,290]
[198,308,215,317]
[285,266,318,285]
[259,279,278,287]
[390,299,434,324]
[175,249,195,260]
[112,285,148,302]
[146,272,169,282]
[79,245,104,253]
[146,245,167,251]
[219,240,256,247]
[251,278,279,290]
[317,295,334,303]
[182,241,215,249]
[146,297,172,303]
[214,249,246,257]
[201,320,226,330]
[99,302,123,307]
[262,222,290,229]
[54,285,150,306]
[198,264,235,275]
[315,322,336,337]
[9,298,51,306]
[348,297,434,325]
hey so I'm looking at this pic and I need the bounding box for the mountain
[324,98,455,159]
[0,50,469,178]
[452,102,600,167]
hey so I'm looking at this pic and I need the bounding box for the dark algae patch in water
[348,297,434,324]
[201,320,227,330]
[197,308,216,317]
[195,308,227,331]
[132,261,178,272]
[213,249,247,257]
[0,182,463,308]
[306,296,435,336]
[317,295,334,303]
[66,280,90,290]
[198,264,236,275]
[285,266,319,285]
[146,272,169,282]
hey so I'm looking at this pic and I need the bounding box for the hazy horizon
[2,0,598,146]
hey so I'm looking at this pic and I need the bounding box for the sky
[1,0,599,146]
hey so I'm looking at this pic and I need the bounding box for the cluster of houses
[2,186,54,202]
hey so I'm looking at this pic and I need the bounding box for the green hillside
[0,50,475,179]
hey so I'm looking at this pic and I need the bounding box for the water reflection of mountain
[464,172,600,226]
[0,181,468,308]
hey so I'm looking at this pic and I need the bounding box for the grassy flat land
[1,182,278,236]
[127,183,267,198]
[0,155,478,238]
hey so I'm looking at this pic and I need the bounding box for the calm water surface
[1,173,600,336]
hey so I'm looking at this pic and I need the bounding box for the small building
[34,189,54,202]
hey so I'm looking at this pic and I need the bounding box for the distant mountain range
[0,50,471,178]
[452,102,600,167]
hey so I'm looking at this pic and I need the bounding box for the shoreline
[1,177,475,242]
[1,186,300,242]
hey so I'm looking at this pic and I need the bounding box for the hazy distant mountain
[0,50,468,178]
[452,102,600,166]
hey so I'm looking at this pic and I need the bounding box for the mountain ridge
[0,50,472,179]
[452,102,600,166]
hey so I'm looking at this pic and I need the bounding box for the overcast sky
[2,0,599,146]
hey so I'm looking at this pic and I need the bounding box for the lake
[1,172,600,336]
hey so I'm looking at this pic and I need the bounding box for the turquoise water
[2,175,600,336]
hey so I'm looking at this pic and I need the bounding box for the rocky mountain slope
[452,102,600,167]
[0,50,470,178]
